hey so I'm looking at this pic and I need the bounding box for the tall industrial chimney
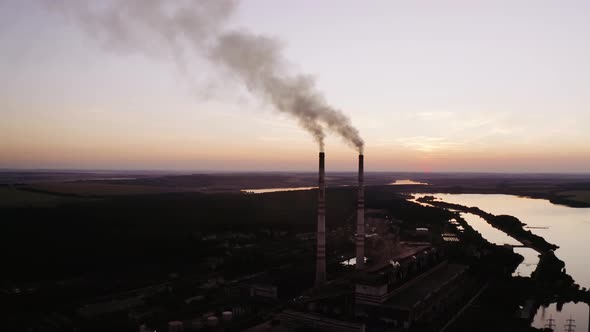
[356,154,365,270]
[315,152,327,286]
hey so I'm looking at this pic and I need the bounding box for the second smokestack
[356,154,365,270]
[315,152,326,286]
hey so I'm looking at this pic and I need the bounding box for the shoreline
[406,187,590,208]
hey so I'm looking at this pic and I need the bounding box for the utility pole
[564,315,576,332]
[544,315,556,331]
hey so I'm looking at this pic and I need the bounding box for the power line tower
[544,315,556,331]
[564,315,576,332]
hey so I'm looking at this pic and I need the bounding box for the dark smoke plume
[46,0,364,152]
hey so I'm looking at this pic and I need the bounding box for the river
[412,193,590,332]
[241,187,317,194]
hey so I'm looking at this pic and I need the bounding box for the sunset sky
[1,0,589,172]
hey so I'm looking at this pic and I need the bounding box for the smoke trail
[211,30,364,152]
[45,0,235,68]
[45,0,364,152]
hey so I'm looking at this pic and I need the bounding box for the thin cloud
[416,110,456,121]
[395,136,465,153]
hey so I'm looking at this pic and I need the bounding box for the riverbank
[417,195,558,253]
[398,174,590,209]
[415,193,590,331]
[411,187,590,209]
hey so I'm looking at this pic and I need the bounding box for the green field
[556,190,590,205]
[0,187,79,207]
[29,182,201,196]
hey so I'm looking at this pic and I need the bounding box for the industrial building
[56,152,474,332]
[269,153,472,331]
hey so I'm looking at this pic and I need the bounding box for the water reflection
[242,187,317,194]
[461,213,521,246]
[419,194,590,288]
[412,193,590,330]
[513,247,539,277]
[408,194,435,207]
[389,179,429,185]
[532,302,589,332]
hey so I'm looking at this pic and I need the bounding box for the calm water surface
[414,193,590,331]
[241,187,317,194]
[389,179,429,185]
[461,212,521,246]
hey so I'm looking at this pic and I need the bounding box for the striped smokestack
[356,154,365,270]
[315,152,326,286]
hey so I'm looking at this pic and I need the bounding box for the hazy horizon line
[1,167,589,176]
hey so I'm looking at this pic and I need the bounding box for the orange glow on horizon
[2,137,589,172]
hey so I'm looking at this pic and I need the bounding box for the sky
[1,0,589,172]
